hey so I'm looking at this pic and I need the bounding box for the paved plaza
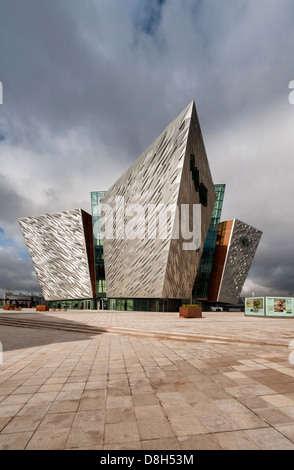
[1,309,294,450]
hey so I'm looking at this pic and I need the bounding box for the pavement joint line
[0,315,289,348]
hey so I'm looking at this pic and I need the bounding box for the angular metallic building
[101,101,215,299]
[18,100,263,311]
[19,209,96,301]
[192,184,226,301]
[208,219,262,305]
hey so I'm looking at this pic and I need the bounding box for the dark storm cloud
[0,246,40,294]
[0,0,294,296]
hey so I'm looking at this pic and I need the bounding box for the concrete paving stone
[48,399,80,413]
[197,414,239,433]
[106,406,136,424]
[2,310,294,450]
[150,383,177,393]
[169,415,208,436]
[254,407,294,426]
[274,423,294,442]
[78,397,105,411]
[180,391,208,404]
[132,394,160,407]
[135,404,165,421]
[103,441,142,450]
[233,365,256,372]
[1,414,44,433]
[269,382,294,393]
[106,395,133,409]
[201,387,233,401]
[222,371,249,380]
[178,434,221,450]
[17,401,52,416]
[174,382,201,393]
[142,437,182,450]
[61,382,85,391]
[110,378,130,388]
[225,386,267,399]
[227,411,269,429]
[80,388,106,398]
[244,427,294,450]
[212,431,261,450]
[259,394,294,408]
[137,418,175,440]
[37,383,65,393]
[156,392,187,406]
[67,375,89,383]
[38,411,75,430]
[22,378,47,386]
[45,377,68,385]
[163,402,195,418]
[26,427,71,450]
[238,396,274,410]
[285,392,294,401]
[11,385,41,395]
[50,371,71,378]
[0,417,12,432]
[85,381,107,390]
[215,398,249,413]
[55,389,84,401]
[0,431,34,450]
[0,403,24,418]
[0,393,33,405]
[131,386,154,395]
[73,410,105,427]
[107,386,131,397]
[104,421,140,445]
[280,406,294,420]
[191,401,225,417]
[26,391,59,404]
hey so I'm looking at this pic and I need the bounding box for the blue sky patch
[0,227,15,247]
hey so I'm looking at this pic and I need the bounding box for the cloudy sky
[0,0,294,299]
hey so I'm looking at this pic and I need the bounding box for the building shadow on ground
[0,311,108,353]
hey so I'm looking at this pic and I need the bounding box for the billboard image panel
[266,297,294,317]
[245,297,265,316]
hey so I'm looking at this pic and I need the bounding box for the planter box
[36,305,49,312]
[179,306,202,318]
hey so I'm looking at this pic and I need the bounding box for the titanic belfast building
[19,101,262,312]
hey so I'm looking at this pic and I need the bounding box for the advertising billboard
[266,297,294,317]
[245,297,265,316]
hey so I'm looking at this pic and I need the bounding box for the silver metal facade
[18,209,94,301]
[101,101,216,299]
[217,219,263,304]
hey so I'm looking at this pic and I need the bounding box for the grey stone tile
[26,427,70,450]
[178,434,221,450]
[38,412,75,430]
[212,431,261,450]
[169,415,207,436]
[198,414,239,433]
[244,428,294,450]
[137,418,174,440]
[104,422,140,444]
[0,431,34,450]
[1,414,43,433]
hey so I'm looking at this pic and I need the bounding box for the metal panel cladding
[101,101,216,299]
[209,219,263,304]
[18,209,95,301]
